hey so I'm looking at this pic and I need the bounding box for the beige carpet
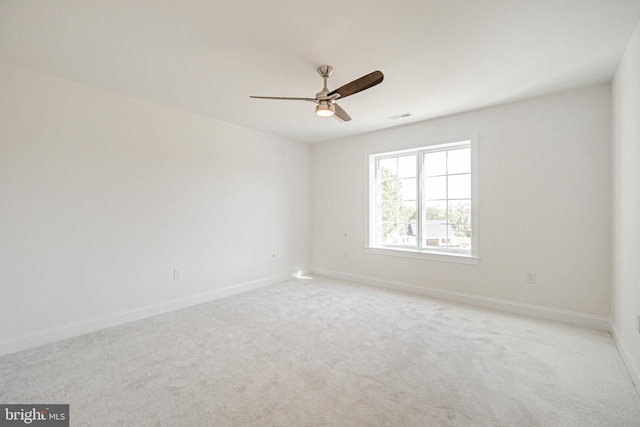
[1,275,639,426]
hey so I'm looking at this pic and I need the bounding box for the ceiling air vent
[388,112,413,120]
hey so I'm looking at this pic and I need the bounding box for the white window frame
[366,136,479,265]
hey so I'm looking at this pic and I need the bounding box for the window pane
[379,158,397,177]
[401,201,417,223]
[381,201,397,222]
[377,165,417,247]
[449,201,472,250]
[448,148,470,174]
[380,176,402,203]
[422,219,452,248]
[448,173,470,199]
[423,200,446,221]
[380,185,400,203]
[397,155,416,178]
[424,151,446,176]
[380,222,401,244]
[380,221,416,247]
[424,176,446,200]
[399,178,416,200]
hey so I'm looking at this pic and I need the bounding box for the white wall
[312,84,611,319]
[612,22,640,388]
[0,63,310,351]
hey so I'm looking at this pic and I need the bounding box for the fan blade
[333,103,352,122]
[250,96,317,103]
[328,70,383,99]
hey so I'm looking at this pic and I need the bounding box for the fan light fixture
[315,102,335,117]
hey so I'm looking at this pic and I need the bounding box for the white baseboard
[312,268,611,331]
[0,271,300,356]
[611,326,640,396]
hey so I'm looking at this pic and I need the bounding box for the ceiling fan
[250,65,384,122]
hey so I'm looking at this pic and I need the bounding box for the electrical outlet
[173,268,182,280]
[526,272,536,284]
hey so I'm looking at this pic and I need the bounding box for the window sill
[365,246,479,265]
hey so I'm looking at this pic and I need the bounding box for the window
[368,139,477,261]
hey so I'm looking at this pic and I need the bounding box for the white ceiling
[1,1,640,143]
